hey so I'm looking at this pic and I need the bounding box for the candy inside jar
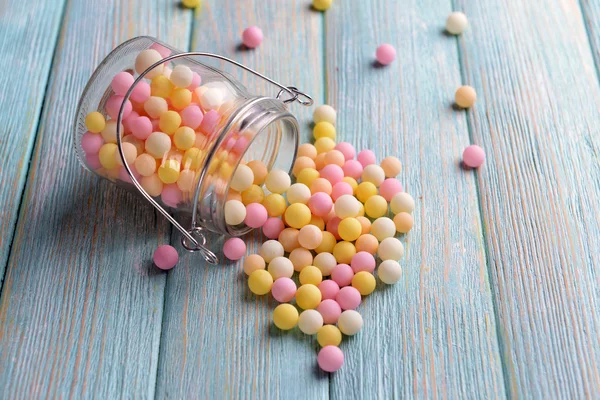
[74,37,311,254]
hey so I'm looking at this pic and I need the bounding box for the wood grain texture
[154,1,327,398]
[325,1,506,398]
[0,0,191,397]
[0,0,67,285]
[456,0,600,397]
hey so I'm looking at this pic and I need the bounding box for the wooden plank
[326,1,506,398]
[0,0,67,285]
[0,0,191,397]
[154,1,327,398]
[456,0,600,397]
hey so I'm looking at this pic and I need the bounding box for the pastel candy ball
[446,11,468,35]
[170,65,193,88]
[140,174,164,197]
[462,144,485,168]
[271,277,297,303]
[131,81,151,103]
[244,203,268,228]
[334,142,355,160]
[357,216,371,235]
[273,304,299,330]
[312,0,333,12]
[376,43,396,65]
[114,142,137,167]
[243,254,265,276]
[182,0,202,8]
[230,164,254,192]
[170,88,192,110]
[337,310,363,336]
[298,309,324,335]
[299,265,323,286]
[223,237,246,260]
[378,237,404,261]
[364,195,388,218]
[334,194,360,219]
[316,231,337,254]
[390,192,415,214]
[296,284,322,310]
[173,127,195,150]
[298,225,323,250]
[177,170,196,191]
[144,96,168,119]
[326,217,341,240]
[318,279,340,300]
[394,212,414,233]
[352,271,376,295]
[313,104,336,125]
[317,299,342,324]
[200,110,220,134]
[199,87,224,111]
[314,252,337,276]
[242,26,264,48]
[318,346,344,373]
[455,85,477,108]
[151,75,173,98]
[86,154,102,170]
[338,217,362,242]
[317,325,342,347]
[106,95,132,120]
[371,217,396,241]
[135,49,164,78]
[296,167,320,187]
[313,122,336,140]
[111,71,134,96]
[158,160,181,184]
[181,105,204,130]
[350,251,376,273]
[335,286,361,310]
[81,132,103,154]
[355,234,378,255]
[362,164,386,186]
[241,185,264,205]
[153,245,178,270]
[378,260,403,284]
[225,200,246,226]
[85,112,106,133]
[298,143,318,159]
[331,182,353,202]
[246,160,268,185]
[379,179,403,202]
[262,217,285,239]
[289,248,313,272]
[381,156,402,177]
[99,143,118,169]
[100,120,120,144]
[130,116,153,140]
[278,228,300,252]
[265,169,291,194]
[307,192,333,217]
[357,149,376,167]
[188,72,202,90]
[293,156,317,177]
[320,164,344,185]
[263,194,286,217]
[284,203,312,229]
[333,241,356,264]
[134,154,156,177]
[287,183,312,204]
[248,269,273,295]
[331,263,354,287]
[315,137,336,154]
[259,240,285,263]
[145,131,171,158]
[342,160,363,180]
[324,150,345,167]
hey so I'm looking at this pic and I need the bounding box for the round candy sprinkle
[262,217,285,239]
[243,254,265,276]
[390,192,415,214]
[318,279,340,300]
[287,183,312,204]
[313,122,336,140]
[338,217,362,242]
[357,149,376,167]
[308,192,333,217]
[332,241,356,264]
[271,277,297,303]
[371,217,396,241]
[278,228,300,252]
[246,160,268,185]
[364,195,388,218]
[259,240,284,263]
[313,104,336,124]
[342,160,363,180]
[317,325,342,347]
[153,245,178,270]
[314,252,337,276]
[242,26,263,48]
[248,269,273,295]
[362,164,386,187]
[355,234,379,255]
[394,212,414,233]
[318,346,344,373]
[317,299,342,324]
[312,0,333,11]
[337,310,363,336]
[111,71,134,96]
[378,237,404,261]
[446,11,468,35]
[296,284,322,310]
[336,286,361,310]
[380,156,402,177]
[375,43,396,65]
[298,309,324,335]
[299,265,323,286]
[331,263,354,287]
[351,251,376,273]
[135,49,164,78]
[225,200,246,226]
[244,203,268,228]
[379,179,403,202]
[273,303,299,330]
[298,225,323,250]
[268,256,294,279]
[81,132,103,154]
[223,238,246,261]
[352,271,376,295]
[284,203,312,229]
[334,194,360,219]
[455,85,477,108]
[462,144,485,168]
[378,260,403,284]
[230,164,254,192]
[289,248,313,272]
[265,169,291,194]
[263,193,287,217]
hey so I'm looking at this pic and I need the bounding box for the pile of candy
[220,105,414,372]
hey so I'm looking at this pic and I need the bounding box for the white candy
[362,164,386,187]
[334,194,360,219]
[170,65,193,88]
[145,131,171,158]
[337,310,363,335]
[378,260,402,284]
[377,237,404,261]
[259,240,284,263]
[162,66,172,79]
[390,192,415,215]
[265,169,291,194]
[298,309,324,335]
[135,49,164,79]
[313,104,336,125]
[370,217,396,241]
[100,120,122,144]
[446,12,468,35]
[199,87,224,110]
[267,256,294,279]
[286,183,311,204]
[225,200,246,225]
[314,252,336,276]
[230,164,254,192]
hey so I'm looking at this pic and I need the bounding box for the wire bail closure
[116,51,313,265]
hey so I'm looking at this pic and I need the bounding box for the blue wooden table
[1,0,599,398]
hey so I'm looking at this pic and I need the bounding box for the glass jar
[73,36,312,262]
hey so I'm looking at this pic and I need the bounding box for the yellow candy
[98,143,118,169]
[296,284,322,310]
[284,203,312,229]
[357,202,365,217]
[314,137,336,154]
[299,265,323,286]
[158,159,181,183]
[364,195,388,218]
[183,147,203,170]
[342,177,358,192]
[315,231,336,254]
[241,185,265,205]
[352,271,376,295]
[296,168,320,187]
[182,0,201,8]
[85,111,106,133]
[317,325,342,347]
[135,153,157,177]
[173,126,195,150]
[170,88,192,110]
[159,110,182,135]
[264,193,287,217]
[273,304,299,330]
[219,161,233,179]
[332,241,356,264]
[356,181,378,203]
[248,269,273,295]
[313,121,336,140]
[151,75,174,98]
[177,169,196,191]
[338,217,362,242]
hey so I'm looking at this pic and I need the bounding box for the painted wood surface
[154,1,328,398]
[325,1,506,398]
[0,0,191,397]
[456,0,600,397]
[0,0,67,284]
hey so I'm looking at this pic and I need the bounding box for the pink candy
[334,142,356,160]
[318,280,340,300]
[326,217,342,240]
[351,251,376,273]
[242,26,264,49]
[161,184,183,207]
[130,81,151,103]
[331,182,353,201]
[318,346,344,373]
[200,110,220,135]
[379,178,403,201]
[223,237,247,261]
[331,263,354,287]
[336,286,361,310]
[118,165,141,183]
[342,160,363,180]
[105,95,132,120]
[317,299,342,324]
[232,136,249,154]
[462,145,485,168]
[153,245,178,270]
[181,105,204,130]
[375,44,396,65]
[272,277,297,302]
[244,203,268,228]
[357,150,376,167]
[263,217,285,239]
[308,192,333,217]
[111,71,134,96]
[188,72,201,90]
[86,153,102,170]
[320,164,344,185]
[81,132,103,154]
[130,116,153,140]
[150,42,171,59]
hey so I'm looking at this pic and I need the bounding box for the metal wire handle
[116,51,313,264]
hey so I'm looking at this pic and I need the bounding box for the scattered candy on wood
[446,12,468,35]
[375,44,396,65]
[462,144,486,168]
[242,26,264,49]
[153,245,178,270]
[455,85,477,108]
